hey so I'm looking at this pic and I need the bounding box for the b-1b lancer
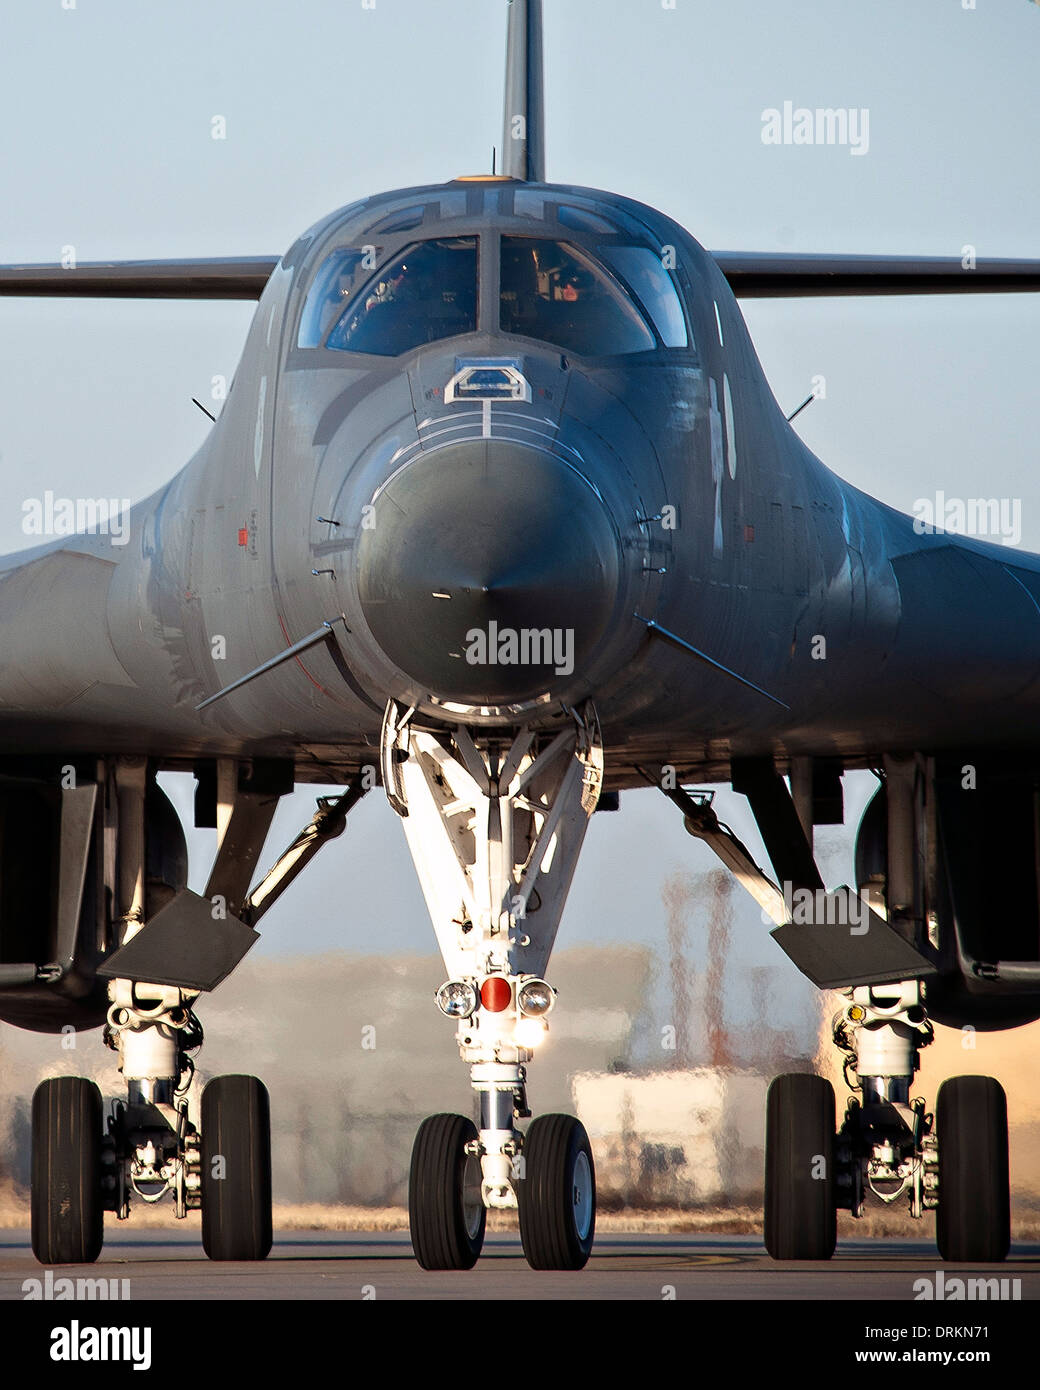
[2,0,1039,1270]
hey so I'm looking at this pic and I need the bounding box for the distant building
[573,1069,768,1206]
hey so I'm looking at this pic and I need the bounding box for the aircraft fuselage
[1,179,1037,789]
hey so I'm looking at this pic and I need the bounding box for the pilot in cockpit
[364,265,407,313]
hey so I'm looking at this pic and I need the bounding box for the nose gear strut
[385,699,602,1270]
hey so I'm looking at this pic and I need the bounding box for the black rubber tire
[936,1075,1010,1262]
[409,1113,486,1270]
[201,1074,273,1261]
[517,1113,596,1270]
[31,1076,104,1265]
[764,1073,837,1260]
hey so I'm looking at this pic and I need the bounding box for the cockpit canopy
[297,233,690,359]
[298,237,478,357]
[500,237,654,354]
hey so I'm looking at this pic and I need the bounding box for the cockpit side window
[297,249,370,348]
[324,237,478,356]
[499,237,656,356]
[599,246,689,348]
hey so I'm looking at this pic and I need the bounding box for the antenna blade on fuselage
[713,251,1040,298]
[501,0,545,181]
[0,256,279,299]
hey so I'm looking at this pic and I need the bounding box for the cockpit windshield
[297,248,369,348]
[599,246,688,348]
[499,237,657,356]
[301,238,478,356]
[298,232,688,359]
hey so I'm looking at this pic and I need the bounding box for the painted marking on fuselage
[709,378,724,555]
[482,399,492,438]
[254,375,267,478]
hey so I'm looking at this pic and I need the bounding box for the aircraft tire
[764,1072,836,1260]
[31,1076,104,1265]
[409,1112,485,1269]
[201,1074,272,1261]
[517,1113,595,1270]
[936,1075,1009,1262]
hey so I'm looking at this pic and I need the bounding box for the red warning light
[480,977,512,1012]
[237,527,249,546]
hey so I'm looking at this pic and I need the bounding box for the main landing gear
[385,701,603,1271]
[29,980,274,1265]
[28,758,363,1265]
[764,979,1010,1262]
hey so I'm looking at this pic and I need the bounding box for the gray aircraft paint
[1,178,1039,794]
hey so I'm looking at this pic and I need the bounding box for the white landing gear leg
[831,980,936,1224]
[385,701,601,1270]
[103,980,205,1225]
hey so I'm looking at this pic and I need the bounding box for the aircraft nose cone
[357,440,621,703]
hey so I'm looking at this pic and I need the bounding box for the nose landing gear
[389,701,603,1272]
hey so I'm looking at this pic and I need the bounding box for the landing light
[436,980,478,1019]
[517,978,555,1017]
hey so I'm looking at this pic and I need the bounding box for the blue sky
[1,0,1038,1042]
